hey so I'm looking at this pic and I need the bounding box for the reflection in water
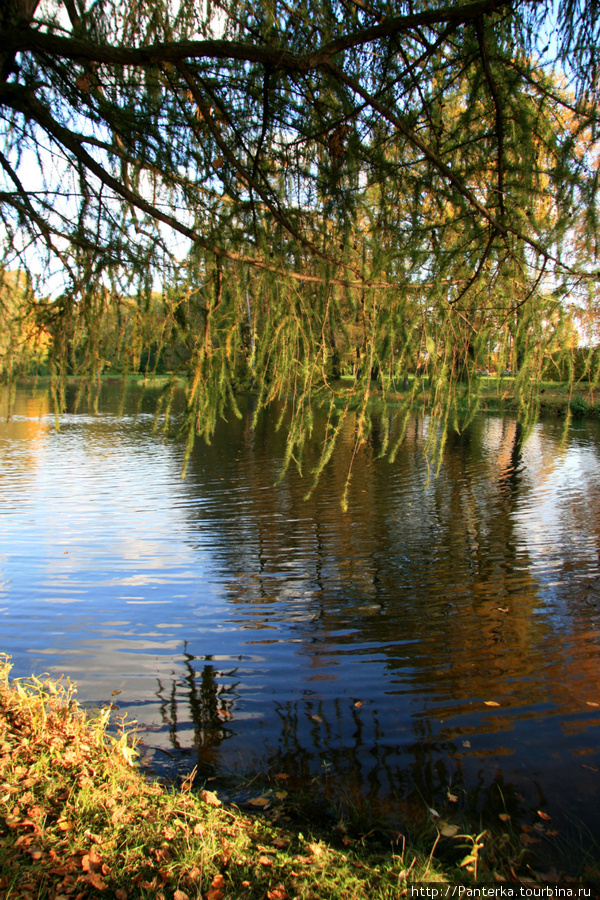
[1,383,600,855]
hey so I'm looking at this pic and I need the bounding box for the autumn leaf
[211,874,225,890]
[174,891,189,900]
[537,810,551,821]
[76,73,90,93]
[247,796,271,809]
[499,813,511,822]
[258,855,274,866]
[440,823,459,837]
[267,886,288,899]
[83,871,107,890]
[484,700,500,707]
[521,833,541,845]
[199,789,222,808]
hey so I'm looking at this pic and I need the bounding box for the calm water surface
[1,383,600,848]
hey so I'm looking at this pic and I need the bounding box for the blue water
[1,383,600,851]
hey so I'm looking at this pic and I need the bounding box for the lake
[1,381,599,861]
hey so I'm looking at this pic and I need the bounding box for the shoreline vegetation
[10,374,600,421]
[1,657,599,899]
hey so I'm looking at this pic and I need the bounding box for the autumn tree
[1,0,599,488]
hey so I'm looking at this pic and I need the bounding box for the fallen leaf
[440,823,459,837]
[310,715,322,723]
[115,890,128,900]
[462,740,471,748]
[174,891,189,900]
[586,701,599,707]
[499,813,511,822]
[267,886,288,899]
[84,871,106,890]
[537,810,551,821]
[207,892,223,900]
[521,833,541,845]
[211,875,225,890]
[354,701,363,708]
[247,796,271,808]
[212,156,224,169]
[484,700,501,707]
[258,855,274,866]
[446,791,458,803]
[199,790,222,808]
[273,773,289,781]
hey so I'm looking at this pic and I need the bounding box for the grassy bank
[1,657,598,899]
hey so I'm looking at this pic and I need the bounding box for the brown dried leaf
[484,700,500,707]
[267,886,288,900]
[199,789,222,808]
[521,833,541,845]
[76,73,90,93]
[537,810,552,821]
[258,854,274,866]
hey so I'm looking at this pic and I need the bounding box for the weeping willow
[1,0,599,495]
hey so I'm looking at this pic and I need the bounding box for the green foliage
[1,0,600,486]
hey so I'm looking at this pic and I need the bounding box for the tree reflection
[155,646,239,774]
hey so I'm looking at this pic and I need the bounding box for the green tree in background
[1,0,599,489]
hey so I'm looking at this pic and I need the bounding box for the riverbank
[1,657,598,898]
[12,373,600,421]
